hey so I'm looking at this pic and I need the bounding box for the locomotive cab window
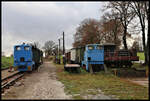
[16,46,21,51]
[24,46,30,51]
[88,46,94,50]
[97,45,103,50]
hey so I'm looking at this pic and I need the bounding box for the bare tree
[73,18,102,47]
[144,1,149,64]
[101,12,123,49]
[106,1,136,49]
[42,41,56,57]
[27,42,41,49]
[33,42,41,49]
[130,1,148,64]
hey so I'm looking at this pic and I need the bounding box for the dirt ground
[127,77,149,87]
[3,61,147,99]
[2,61,72,99]
[112,68,149,87]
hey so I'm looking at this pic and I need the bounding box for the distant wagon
[65,51,71,64]
[13,43,43,72]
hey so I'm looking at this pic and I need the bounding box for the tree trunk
[147,34,149,66]
[141,26,148,64]
[147,19,149,65]
[146,3,149,66]
[123,27,128,50]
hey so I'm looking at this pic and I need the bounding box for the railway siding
[2,69,19,80]
[2,73,24,89]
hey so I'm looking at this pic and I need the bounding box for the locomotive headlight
[28,66,31,70]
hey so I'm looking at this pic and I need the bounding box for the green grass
[54,63,149,100]
[1,56,13,69]
[137,52,145,61]
[132,63,148,69]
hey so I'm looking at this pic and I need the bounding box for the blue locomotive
[81,44,104,72]
[13,43,43,72]
[65,44,105,73]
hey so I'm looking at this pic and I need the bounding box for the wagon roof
[14,44,30,47]
[102,43,116,46]
[86,44,102,46]
[71,46,85,50]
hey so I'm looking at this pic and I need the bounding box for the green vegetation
[137,52,145,61]
[1,56,13,69]
[55,55,64,64]
[132,63,148,69]
[54,63,148,100]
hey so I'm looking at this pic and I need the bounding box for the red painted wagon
[104,43,139,68]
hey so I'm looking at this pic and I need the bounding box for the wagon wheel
[89,64,93,74]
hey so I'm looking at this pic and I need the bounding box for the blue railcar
[81,44,104,72]
[65,44,105,73]
[13,43,43,72]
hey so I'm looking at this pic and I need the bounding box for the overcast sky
[2,1,107,56]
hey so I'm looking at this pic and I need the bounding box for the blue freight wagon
[65,44,105,73]
[13,43,43,72]
[81,44,105,73]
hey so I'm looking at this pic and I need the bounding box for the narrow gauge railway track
[1,72,24,92]
[1,67,9,71]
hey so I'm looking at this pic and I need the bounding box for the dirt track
[2,62,71,99]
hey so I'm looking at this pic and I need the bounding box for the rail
[1,72,24,92]
[1,67,9,71]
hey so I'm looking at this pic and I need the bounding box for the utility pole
[58,39,60,64]
[62,31,66,64]
[63,31,65,54]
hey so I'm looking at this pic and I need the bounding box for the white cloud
[2,2,105,56]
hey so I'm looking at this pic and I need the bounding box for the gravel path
[2,62,71,99]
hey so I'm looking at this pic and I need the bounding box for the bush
[1,56,13,69]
